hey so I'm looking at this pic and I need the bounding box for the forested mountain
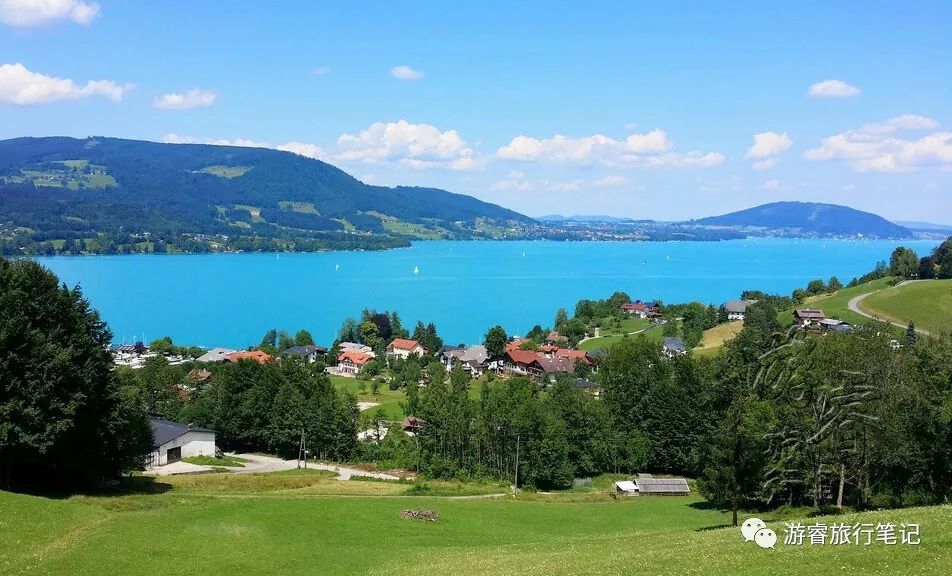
[0,136,533,254]
[694,201,912,238]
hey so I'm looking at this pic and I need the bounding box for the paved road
[235,453,400,481]
[846,280,931,336]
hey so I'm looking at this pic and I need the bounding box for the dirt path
[846,280,931,336]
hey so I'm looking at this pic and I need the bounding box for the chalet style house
[619,300,661,319]
[793,308,826,328]
[386,338,427,360]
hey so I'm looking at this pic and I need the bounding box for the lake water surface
[35,239,938,348]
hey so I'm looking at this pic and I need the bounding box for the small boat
[413,266,419,274]
[335,264,340,271]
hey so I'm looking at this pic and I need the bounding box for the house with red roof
[386,338,427,360]
[337,350,373,375]
[224,350,273,364]
[620,300,661,319]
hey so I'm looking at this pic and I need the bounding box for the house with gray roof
[724,299,756,321]
[196,347,237,363]
[662,337,688,358]
[283,344,328,363]
[147,417,217,467]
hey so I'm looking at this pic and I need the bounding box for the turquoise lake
[35,239,939,349]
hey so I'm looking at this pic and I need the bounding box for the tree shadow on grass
[688,501,735,531]
[5,474,173,500]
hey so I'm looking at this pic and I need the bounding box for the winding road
[846,280,931,336]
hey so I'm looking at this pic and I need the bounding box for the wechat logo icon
[741,518,777,549]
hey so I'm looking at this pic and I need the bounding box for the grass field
[859,280,952,335]
[777,277,897,327]
[581,326,664,351]
[695,321,744,356]
[2,471,949,576]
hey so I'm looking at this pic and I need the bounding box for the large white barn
[147,417,217,467]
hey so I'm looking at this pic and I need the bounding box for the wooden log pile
[399,509,439,522]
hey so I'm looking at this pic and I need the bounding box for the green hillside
[2,477,949,576]
[860,280,952,335]
[778,277,898,326]
[0,137,533,255]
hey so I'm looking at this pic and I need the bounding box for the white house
[386,338,426,360]
[724,300,755,321]
[147,417,217,467]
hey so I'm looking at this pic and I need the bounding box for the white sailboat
[413,266,419,275]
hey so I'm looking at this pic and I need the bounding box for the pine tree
[906,321,918,347]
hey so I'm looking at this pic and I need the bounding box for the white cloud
[0,0,98,27]
[161,133,196,144]
[745,131,792,169]
[206,137,268,148]
[153,88,216,110]
[496,129,721,168]
[746,132,792,159]
[804,114,952,172]
[162,134,267,148]
[334,120,481,170]
[808,79,861,98]
[0,62,131,105]
[491,173,630,193]
[277,141,326,160]
[312,67,332,76]
[491,171,533,191]
[762,179,781,190]
[160,120,481,171]
[593,175,628,187]
[390,65,424,80]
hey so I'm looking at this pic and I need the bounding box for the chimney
[187,423,193,430]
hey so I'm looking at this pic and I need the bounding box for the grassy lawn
[2,476,949,576]
[182,454,248,467]
[579,324,663,352]
[331,374,407,421]
[859,279,952,335]
[777,277,897,326]
[695,321,744,356]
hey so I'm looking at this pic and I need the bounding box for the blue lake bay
[35,239,938,348]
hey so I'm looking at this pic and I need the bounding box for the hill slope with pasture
[0,136,533,253]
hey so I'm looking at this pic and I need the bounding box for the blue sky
[1,1,950,222]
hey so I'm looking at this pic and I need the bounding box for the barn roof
[634,477,690,494]
[150,418,215,448]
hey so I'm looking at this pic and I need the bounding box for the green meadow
[2,471,950,576]
[860,279,952,335]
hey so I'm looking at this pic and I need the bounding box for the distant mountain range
[895,220,952,232]
[0,136,926,255]
[693,201,913,239]
[537,214,634,223]
[0,136,532,254]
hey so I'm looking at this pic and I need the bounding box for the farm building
[793,308,826,328]
[615,480,638,495]
[635,477,691,495]
[147,417,217,467]
[614,477,691,496]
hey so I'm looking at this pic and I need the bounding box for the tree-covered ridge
[0,136,534,255]
[695,201,913,239]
